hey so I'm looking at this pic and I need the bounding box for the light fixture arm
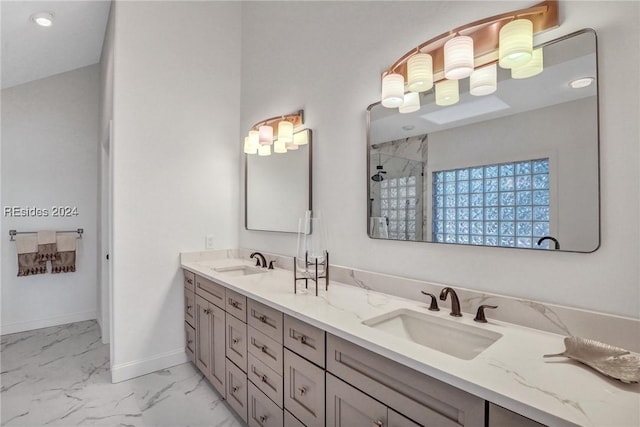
[383,0,558,83]
[250,110,304,133]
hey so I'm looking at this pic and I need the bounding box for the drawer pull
[187,278,193,284]
[261,374,268,383]
[261,345,267,353]
[204,308,212,314]
[297,387,307,395]
[187,339,193,344]
[259,415,268,423]
[232,385,239,393]
[259,315,267,323]
[373,421,384,427]
[230,300,240,308]
[186,305,192,309]
[293,333,307,344]
[232,337,239,344]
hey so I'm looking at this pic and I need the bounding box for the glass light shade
[248,130,260,148]
[258,144,271,156]
[381,73,405,108]
[499,19,533,69]
[258,125,273,145]
[399,92,420,113]
[407,53,433,92]
[444,36,474,80]
[277,120,294,144]
[511,48,543,79]
[435,80,459,106]
[243,136,257,154]
[31,12,54,27]
[470,63,497,96]
[273,140,287,154]
[286,142,299,150]
[294,131,308,146]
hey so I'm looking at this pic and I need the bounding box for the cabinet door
[184,288,195,327]
[195,295,211,376]
[226,358,248,423]
[185,322,195,363]
[284,349,325,427]
[326,373,387,427]
[248,381,284,427]
[209,304,226,397]
[226,312,248,372]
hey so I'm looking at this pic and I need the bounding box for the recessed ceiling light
[569,77,594,89]
[31,12,54,27]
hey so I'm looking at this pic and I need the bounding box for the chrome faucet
[250,252,267,268]
[439,287,462,317]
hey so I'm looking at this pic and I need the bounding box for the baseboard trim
[111,348,188,383]
[1,311,97,336]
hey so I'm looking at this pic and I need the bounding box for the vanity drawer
[248,381,284,427]
[184,288,195,327]
[284,410,305,427]
[488,403,545,427]
[326,334,484,427]
[248,353,283,408]
[183,270,195,292]
[226,288,247,322]
[283,314,325,368]
[226,358,248,423]
[248,326,283,376]
[195,274,225,309]
[248,299,283,343]
[185,322,195,363]
[226,313,248,372]
[284,349,325,427]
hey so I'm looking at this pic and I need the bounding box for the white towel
[15,235,38,254]
[36,230,57,261]
[369,217,389,239]
[56,233,77,252]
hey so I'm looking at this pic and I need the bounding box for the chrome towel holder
[9,228,84,241]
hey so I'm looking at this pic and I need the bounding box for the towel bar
[9,228,83,241]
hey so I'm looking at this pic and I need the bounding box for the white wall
[109,1,241,382]
[1,65,99,334]
[239,1,639,318]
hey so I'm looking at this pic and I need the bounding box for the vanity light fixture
[244,110,304,156]
[31,11,54,27]
[379,0,558,109]
[569,77,594,89]
[435,79,459,106]
[399,92,420,113]
[511,47,543,79]
[470,63,497,96]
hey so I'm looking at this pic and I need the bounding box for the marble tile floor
[1,320,245,426]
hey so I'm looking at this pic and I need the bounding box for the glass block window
[432,159,550,248]
[380,176,419,240]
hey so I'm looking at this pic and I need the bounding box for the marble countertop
[181,256,640,427]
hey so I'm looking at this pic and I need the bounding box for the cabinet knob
[204,308,212,314]
[259,415,268,423]
[259,315,267,323]
[261,345,267,353]
[261,374,267,383]
[293,333,307,344]
[187,339,193,344]
[187,278,193,284]
[232,338,239,344]
[230,300,240,308]
[186,305,192,309]
[373,421,384,427]
[232,386,239,393]
[297,387,307,395]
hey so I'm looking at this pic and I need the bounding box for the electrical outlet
[205,234,215,249]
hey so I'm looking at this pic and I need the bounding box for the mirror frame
[245,129,313,233]
[366,29,600,253]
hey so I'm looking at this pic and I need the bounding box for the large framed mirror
[246,129,312,233]
[367,30,599,252]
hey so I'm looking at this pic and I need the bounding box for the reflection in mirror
[367,30,599,252]
[246,129,312,233]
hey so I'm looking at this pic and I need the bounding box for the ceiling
[1,1,111,89]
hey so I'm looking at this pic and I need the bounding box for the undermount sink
[213,265,266,277]
[362,308,502,360]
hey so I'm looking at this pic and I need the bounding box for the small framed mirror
[246,129,312,233]
[367,30,599,252]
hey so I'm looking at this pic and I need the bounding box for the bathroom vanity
[181,252,639,427]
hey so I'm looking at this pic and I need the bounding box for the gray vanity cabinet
[326,334,484,427]
[226,358,248,423]
[326,373,387,427]
[184,270,196,363]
